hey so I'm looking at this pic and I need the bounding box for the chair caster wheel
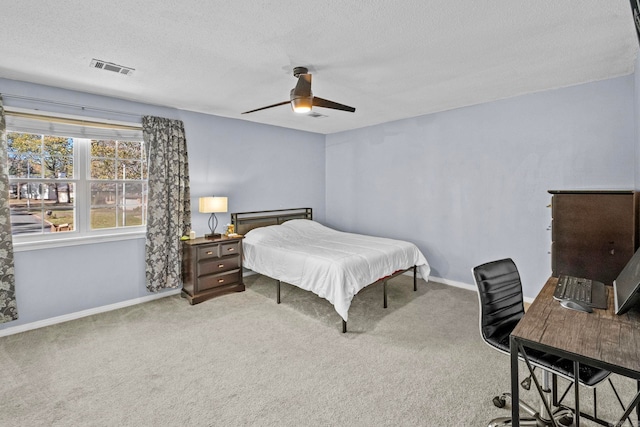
[492,395,507,408]
[558,415,573,426]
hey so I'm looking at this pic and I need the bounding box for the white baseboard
[429,275,476,292]
[429,275,535,304]
[0,289,181,338]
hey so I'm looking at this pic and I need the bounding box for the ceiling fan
[242,67,356,115]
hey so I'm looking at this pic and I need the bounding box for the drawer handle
[218,279,225,283]
[206,251,214,255]
[218,264,225,268]
[227,248,235,252]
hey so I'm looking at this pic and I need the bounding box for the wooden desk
[510,277,640,427]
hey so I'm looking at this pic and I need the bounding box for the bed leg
[342,320,347,333]
[277,280,281,304]
[383,280,388,308]
[413,265,417,291]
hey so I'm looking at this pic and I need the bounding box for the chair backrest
[472,258,526,352]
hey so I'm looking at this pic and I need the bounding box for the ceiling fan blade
[312,97,356,113]
[242,100,290,114]
[292,74,312,97]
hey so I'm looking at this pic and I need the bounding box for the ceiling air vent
[90,59,135,76]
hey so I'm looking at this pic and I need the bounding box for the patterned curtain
[0,96,18,322]
[143,116,191,292]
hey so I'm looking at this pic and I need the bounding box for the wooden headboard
[231,208,312,235]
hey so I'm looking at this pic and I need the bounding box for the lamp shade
[199,196,228,213]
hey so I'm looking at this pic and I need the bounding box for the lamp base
[204,233,222,239]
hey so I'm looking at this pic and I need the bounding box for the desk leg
[510,335,520,427]
[573,360,580,427]
[615,389,640,427]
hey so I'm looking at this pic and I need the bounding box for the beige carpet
[0,274,636,426]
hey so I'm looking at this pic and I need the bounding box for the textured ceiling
[0,1,638,134]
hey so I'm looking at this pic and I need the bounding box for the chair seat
[486,319,610,387]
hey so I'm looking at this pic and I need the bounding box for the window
[8,133,76,235]
[5,110,146,243]
[89,139,147,230]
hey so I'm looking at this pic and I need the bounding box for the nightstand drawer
[220,241,240,256]
[198,270,242,292]
[197,245,220,259]
[198,256,241,277]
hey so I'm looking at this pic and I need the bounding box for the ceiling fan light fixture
[242,66,355,115]
[291,97,312,113]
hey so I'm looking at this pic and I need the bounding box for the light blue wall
[1,70,636,328]
[0,78,325,330]
[326,76,636,298]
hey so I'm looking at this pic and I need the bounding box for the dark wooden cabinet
[181,236,245,304]
[549,190,639,285]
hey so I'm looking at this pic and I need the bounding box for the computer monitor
[614,247,640,314]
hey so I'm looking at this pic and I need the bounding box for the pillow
[280,219,327,232]
[243,224,282,244]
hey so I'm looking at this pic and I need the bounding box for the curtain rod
[5,110,142,131]
[0,93,143,121]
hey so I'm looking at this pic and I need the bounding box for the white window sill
[13,231,146,252]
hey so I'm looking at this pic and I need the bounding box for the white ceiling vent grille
[90,59,135,76]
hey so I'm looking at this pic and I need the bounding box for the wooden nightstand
[181,235,245,304]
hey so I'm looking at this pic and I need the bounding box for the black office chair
[472,258,622,427]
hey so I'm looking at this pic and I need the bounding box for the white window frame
[5,108,147,251]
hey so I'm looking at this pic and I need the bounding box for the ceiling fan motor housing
[293,66,309,77]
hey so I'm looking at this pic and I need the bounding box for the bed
[231,208,431,332]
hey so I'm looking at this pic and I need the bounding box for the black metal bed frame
[231,208,419,333]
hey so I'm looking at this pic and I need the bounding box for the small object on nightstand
[189,230,196,240]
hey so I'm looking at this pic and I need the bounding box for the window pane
[8,182,75,235]
[117,206,145,227]
[91,159,116,179]
[122,182,146,201]
[91,182,117,206]
[118,160,144,179]
[91,140,116,157]
[48,206,75,233]
[7,133,75,179]
[10,201,45,235]
[8,157,37,179]
[118,182,146,227]
[42,137,74,179]
[117,141,143,159]
[43,155,74,179]
[7,133,43,178]
[91,207,116,229]
[91,182,116,229]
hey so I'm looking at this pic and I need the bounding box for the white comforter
[242,219,431,321]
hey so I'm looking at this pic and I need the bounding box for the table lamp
[199,196,228,239]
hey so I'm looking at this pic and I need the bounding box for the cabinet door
[552,193,635,284]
